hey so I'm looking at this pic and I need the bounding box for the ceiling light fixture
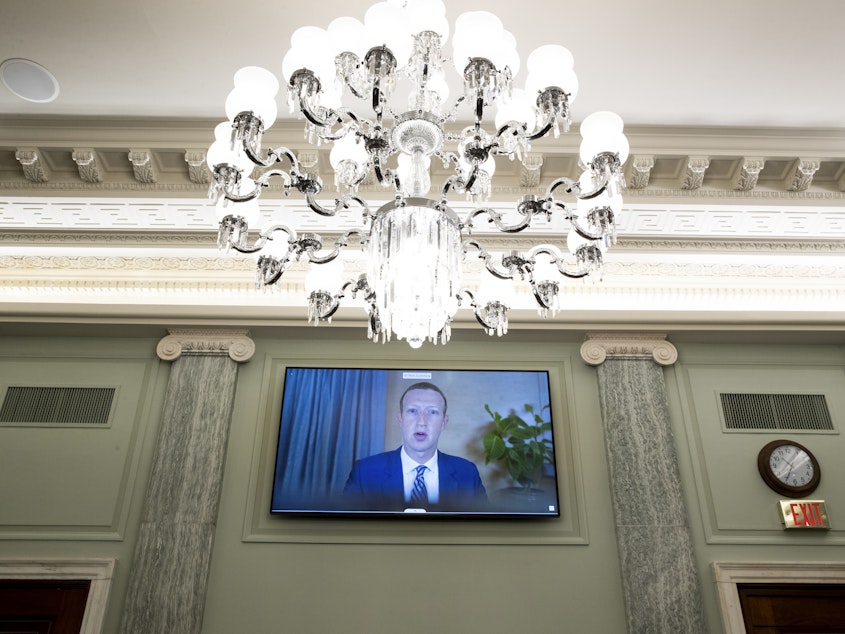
[209,0,628,348]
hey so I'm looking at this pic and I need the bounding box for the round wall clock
[757,439,821,498]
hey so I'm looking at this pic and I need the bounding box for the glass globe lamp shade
[232,66,279,97]
[290,26,330,52]
[525,67,579,99]
[476,273,517,307]
[364,2,413,65]
[500,31,520,75]
[405,0,449,40]
[206,139,255,173]
[304,257,345,294]
[452,11,504,72]
[531,253,561,283]
[327,17,368,57]
[213,121,233,143]
[580,111,624,137]
[224,87,278,128]
[329,132,368,169]
[579,132,629,165]
[260,226,292,260]
[281,47,335,86]
[495,89,536,131]
[527,44,574,74]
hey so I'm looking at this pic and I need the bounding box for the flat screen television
[270,367,561,517]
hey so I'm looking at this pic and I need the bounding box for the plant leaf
[483,433,507,461]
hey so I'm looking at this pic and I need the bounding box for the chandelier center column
[120,329,254,634]
[580,333,706,634]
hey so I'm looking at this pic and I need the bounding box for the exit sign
[778,500,831,530]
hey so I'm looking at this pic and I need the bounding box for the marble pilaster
[582,333,705,634]
[120,329,254,634]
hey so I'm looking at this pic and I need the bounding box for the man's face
[398,388,448,463]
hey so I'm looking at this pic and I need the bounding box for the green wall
[1,329,843,633]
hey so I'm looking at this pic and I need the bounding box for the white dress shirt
[400,447,440,506]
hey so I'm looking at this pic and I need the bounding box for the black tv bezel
[269,365,562,519]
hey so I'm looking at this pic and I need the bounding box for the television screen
[270,367,561,517]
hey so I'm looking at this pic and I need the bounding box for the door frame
[0,559,114,634]
[713,561,845,634]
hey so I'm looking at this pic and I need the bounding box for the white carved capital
[580,333,678,366]
[681,156,710,190]
[15,148,50,183]
[520,153,543,188]
[733,157,765,191]
[787,158,821,192]
[184,150,211,184]
[156,328,255,363]
[72,148,103,183]
[128,149,157,183]
[626,155,654,190]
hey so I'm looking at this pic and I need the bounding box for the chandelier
[208,0,628,348]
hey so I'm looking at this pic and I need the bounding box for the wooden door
[0,580,90,634]
[739,583,845,633]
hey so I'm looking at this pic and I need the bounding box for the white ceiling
[1,0,844,129]
[1,0,844,339]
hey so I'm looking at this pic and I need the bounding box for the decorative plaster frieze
[787,158,821,192]
[184,150,211,184]
[156,328,255,362]
[7,254,843,282]
[732,157,765,191]
[128,149,157,183]
[580,333,678,366]
[0,255,254,271]
[682,156,710,190]
[72,149,103,183]
[520,153,543,188]
[626,155,654,190]
[14,148,49,183]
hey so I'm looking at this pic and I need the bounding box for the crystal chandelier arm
[303,190,360,218]
[227,222,297,255]
[463,204,533,234]
[373,155,401,191]
[439,164,480,201]
[526,244,592,280]
[458,288,510,338]
[463,240,518,280]
[300,228,368,264]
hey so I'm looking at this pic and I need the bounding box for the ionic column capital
[580,333,678,366]
[156,328,255,363]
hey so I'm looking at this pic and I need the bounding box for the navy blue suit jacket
[343,447,488,512]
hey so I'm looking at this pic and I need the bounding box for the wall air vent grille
[0,386,115,426]
[720,393,834,431]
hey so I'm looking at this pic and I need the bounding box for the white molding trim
[712,561,845,634]
[0,558,116,634]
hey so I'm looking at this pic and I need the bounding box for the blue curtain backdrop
[272,367,387,510]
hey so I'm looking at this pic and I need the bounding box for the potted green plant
[481,402,554,492]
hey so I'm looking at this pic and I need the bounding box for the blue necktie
[411,465,428,507]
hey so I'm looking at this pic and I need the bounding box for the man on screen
[343,381,488,512]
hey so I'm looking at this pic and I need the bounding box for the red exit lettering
[789,502,823,526]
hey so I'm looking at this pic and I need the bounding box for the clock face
[768,444,814,487]
[757,440,821,497]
